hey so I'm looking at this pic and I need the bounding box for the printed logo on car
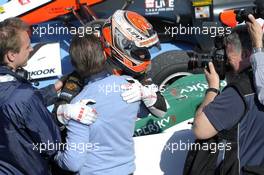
[145,0,174,15]
[0,6,5,14]
[19,0,31,5]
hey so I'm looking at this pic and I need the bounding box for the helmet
[102,10,160,76]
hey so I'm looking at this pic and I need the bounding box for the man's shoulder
[214,86,245,109]
[203,86,246,131]
[221,86,243,98]
[107,74,130,81]
[11,83,36,99]
[93,74,130,86]
[221,84,252,104]
[1,83,38,107]
[0,80,32,97]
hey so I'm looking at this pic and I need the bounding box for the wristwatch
[253,47,264,53]
[205,88,220,95]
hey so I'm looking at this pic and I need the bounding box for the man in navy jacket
[0,18,97,175]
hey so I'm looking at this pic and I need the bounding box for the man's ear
[6,51,16,63]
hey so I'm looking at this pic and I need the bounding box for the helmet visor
[130,43,161,61]
[113,28,161,61]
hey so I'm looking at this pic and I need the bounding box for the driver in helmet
[101,10,168,117]
[56,10,167,127]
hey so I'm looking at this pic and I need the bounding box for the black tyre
[150,50,199,88]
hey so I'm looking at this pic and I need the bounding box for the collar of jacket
[84,71,111,85]
[0,66,29,84]
[0,74,16,82]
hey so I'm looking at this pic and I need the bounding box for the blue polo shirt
[55,72,140,175]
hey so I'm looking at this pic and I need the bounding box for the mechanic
[101,10,168,118]
[0,18,97,175]
[191,21,264,174]
[55,32,140,175]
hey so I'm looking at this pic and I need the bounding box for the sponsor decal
[19,0,31,5]
[180,83,208,94]
[127,28,144,40]
[24,43,62,80]
[192,0,212,19]
[145,0,174,15]
[134,115,176,136]
[0,0,51,22]
[192,0,212,6]
[0,6,4,14]
[48,7,65,14]
[180,81,227,94]
[194,6,210,19]
[169,115,177,124]
[29,68,55,77]
[170,88,177,96]
[139,35,158,47]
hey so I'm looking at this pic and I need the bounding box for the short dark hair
[70,33,105,78]
[0,17,29,64]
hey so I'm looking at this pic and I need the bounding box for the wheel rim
[159,72,192,91]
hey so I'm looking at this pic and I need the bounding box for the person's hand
[246,14,263,48]
[121,78,158,107]
[54,79,64,92]
[55,71,84,93]
[54,74,69,92]
[56,99,97,125]
[204,62,219,89]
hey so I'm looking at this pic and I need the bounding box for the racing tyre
[150,50,200,89]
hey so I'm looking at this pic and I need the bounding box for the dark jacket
[0,66,61,175]
[184,70,264,175]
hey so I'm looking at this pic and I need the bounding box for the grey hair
[223,25,253,54]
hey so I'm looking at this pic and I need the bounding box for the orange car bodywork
[219,10,237,28]
[20,0,103,25]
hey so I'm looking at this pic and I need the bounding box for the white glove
[56,99,97,125]
[121,78,158,107]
